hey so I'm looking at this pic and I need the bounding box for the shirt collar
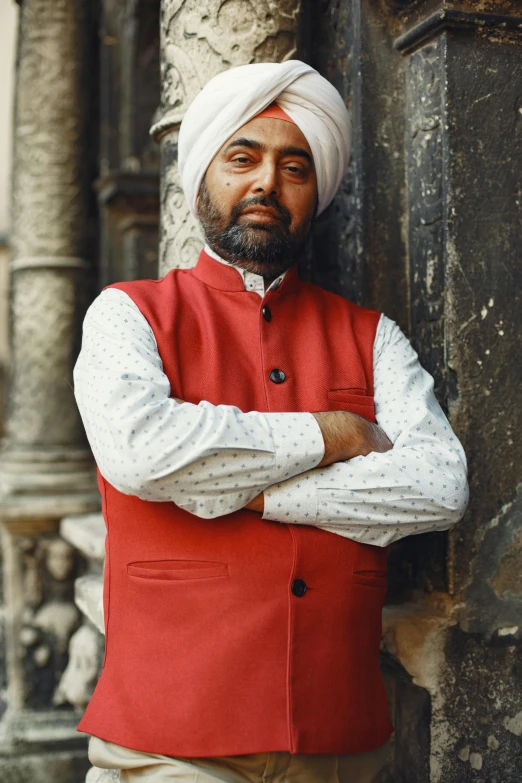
[203,244,290,298]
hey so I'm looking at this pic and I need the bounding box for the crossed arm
[243,410,392,513]
[73,288,468,547]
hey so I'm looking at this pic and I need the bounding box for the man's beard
[197,178,314,279]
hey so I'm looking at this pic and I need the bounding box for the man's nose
[252,161,280,197]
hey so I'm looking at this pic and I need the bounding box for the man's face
[196,116,318,280]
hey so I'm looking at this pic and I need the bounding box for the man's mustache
[229,196,292,228]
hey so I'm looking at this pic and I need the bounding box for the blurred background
[0,2,520,782]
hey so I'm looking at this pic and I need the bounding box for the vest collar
[191,248,299,296]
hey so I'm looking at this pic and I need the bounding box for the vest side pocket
[127,560,229,581]
[352,541,388,587]
[352,571,388,587]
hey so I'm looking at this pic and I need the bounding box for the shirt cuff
[262,411,324,484]
[263,469,319,525]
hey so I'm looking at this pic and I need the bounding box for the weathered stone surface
[438,626,522,782]
[61,514,107,564]
[458,485,522,639]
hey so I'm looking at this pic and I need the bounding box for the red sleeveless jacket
[78,250,393,756]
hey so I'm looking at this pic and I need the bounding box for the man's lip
[240,207,283,221]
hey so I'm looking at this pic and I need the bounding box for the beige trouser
[88,736,392,783]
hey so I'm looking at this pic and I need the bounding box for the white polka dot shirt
[73,257,468,547]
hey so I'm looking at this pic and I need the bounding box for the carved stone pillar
[150,0,306,275]
[0,1,98,777]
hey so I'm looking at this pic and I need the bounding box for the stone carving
[5,534,81,711]
[45,537,75,582]
[160,0,303,125]
[33,602,80,655]
[155,0,303,272]
[54,624,101,710]
[5,269,85,448]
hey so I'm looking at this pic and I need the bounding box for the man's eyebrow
[279,146,312,164]
[224,138,312,165]
[224,137,265,153]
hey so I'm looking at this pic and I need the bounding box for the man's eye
[286,165,304,175]
[233,156,251,164]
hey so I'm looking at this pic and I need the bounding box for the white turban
[178,60,351,218]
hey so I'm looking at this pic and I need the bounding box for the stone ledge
[0,707,83,747]
[0,749,90,783]
[61,513,106,562]
[75,575,104,635]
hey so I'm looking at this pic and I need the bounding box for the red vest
[78,250,393,756]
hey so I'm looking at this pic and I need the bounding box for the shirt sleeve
[262,314,469,546]
[73,288,324,517]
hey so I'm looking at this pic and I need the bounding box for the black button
[291,579,307,597]
[262,306,272,322]
[269,369,286,384]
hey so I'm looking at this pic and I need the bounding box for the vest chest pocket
[127,560,229,581]
[327,389,376,422]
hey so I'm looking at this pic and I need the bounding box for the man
[74,60,468,782]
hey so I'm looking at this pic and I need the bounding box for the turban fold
[178,60,351,218]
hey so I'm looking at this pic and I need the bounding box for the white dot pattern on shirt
[73,288,324,518]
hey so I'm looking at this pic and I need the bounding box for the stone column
[150,0,306,275]
[0,1,98,777]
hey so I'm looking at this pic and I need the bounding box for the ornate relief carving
[158,136,204,275]
[160,0,302,123]
[4,533,81,711]
[156,0,302,272]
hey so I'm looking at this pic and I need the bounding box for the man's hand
[312,411,392,468]
[245,494,264,513]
